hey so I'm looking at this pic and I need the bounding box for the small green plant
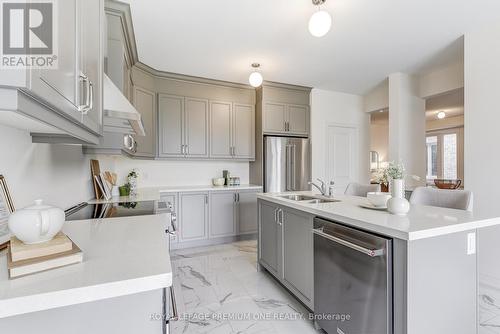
[127,169,138,179]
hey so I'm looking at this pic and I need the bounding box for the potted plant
[385,161,410,215]
[127,169,139,196]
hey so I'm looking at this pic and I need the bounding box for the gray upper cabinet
[209,192,237,238]
[282,207,314,308]
[287,104,309,135]
[179,192,209,242]
[238,191,258,234]
[209,101,255,160]
[233,103,255,159]
[0,0,103,145]
[263,102,309,136]
[210,101,233,159]
[264,103,287,133]
[184,98,209,157]
[133,86,156,158]
[79,0,104,135]
[158,95,209,158]
[158,94,184,157]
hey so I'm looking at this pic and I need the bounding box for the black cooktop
[65,200,157,221]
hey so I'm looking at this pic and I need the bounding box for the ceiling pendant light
[248,63,263,88]
[437,111,446,119]
[309,0,332,37]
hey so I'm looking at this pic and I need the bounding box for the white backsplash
[98,155,250,187]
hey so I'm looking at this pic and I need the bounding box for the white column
[388,72,426,186]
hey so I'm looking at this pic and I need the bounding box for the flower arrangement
[385,161,405,180]
[127,169,139,196]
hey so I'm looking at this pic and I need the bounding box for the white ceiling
[123,0,500,95]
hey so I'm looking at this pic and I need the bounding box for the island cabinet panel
[238,191,258,234]
[209,191,237,238]
[406,230,476,334]
[282,207,314,308]
[258,201,282,277]
[179,192,208,241]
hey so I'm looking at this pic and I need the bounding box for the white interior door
[325,125,358,194]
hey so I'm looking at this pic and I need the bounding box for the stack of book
[7,232,83,279]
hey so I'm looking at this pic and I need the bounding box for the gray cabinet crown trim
[105,0,139,66]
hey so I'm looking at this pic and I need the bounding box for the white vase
[387,179,410,215]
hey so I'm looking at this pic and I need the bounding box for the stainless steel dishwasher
[313,218,392,334]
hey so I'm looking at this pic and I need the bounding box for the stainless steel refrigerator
[264,136,311,193]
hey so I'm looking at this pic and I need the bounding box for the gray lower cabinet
[238,191,258,234]
[133,86,156,158]
[281,207,313,308]
[258,200,313,309]
[209,192,237,238]
[179,192,209,242]
[258,201,282,277]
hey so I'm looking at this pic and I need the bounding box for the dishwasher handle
[313,228,385,257]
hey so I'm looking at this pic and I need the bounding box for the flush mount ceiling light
[437,111,446,119]
[309,0,332,37]
[248,63,263,88]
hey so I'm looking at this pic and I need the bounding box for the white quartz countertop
[258,191,500,241]
[0,214,172,319]
[88,184,262,204]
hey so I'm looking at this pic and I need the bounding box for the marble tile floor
[479,275,500,334]
[170,240,322,334]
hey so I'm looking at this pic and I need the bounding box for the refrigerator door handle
[285,145,292,191]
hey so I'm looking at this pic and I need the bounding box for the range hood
[103,74,145,136]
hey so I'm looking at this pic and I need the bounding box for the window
[426,128,463,184]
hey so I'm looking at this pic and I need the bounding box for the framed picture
[0,175,14,249]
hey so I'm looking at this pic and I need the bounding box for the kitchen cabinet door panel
[264,103,286,133]
[185,98,209,157]
[179,192,208,241]
[233,103,255,159]
[79,0,103,134]
[210,192,236,238]
[30,0,80,122]
[259,201,280,275]
[133,86,156,157]
[210,101,232,158]
[282,208,313,305]
[238,191,258,234]
[158,94,184,157]
[287,104,309,135]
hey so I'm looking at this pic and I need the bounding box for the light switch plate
[467,232,476,255]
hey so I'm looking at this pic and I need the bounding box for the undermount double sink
[279,194,340,204]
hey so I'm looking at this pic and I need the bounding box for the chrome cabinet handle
[78,73,90,113]
[162,287,179,333]
[83,80,94,115]
[312,228,385,257]
[274,208,279,223]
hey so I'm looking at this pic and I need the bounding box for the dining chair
[409,186,474,212]
[344,183,381,197]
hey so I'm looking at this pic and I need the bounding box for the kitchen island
[0,214,173,333]
[257,191,498,334]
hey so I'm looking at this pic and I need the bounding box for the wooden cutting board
[90,159,103,199]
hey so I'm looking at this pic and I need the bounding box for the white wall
[388,73,426,186]
[464,23,500,333]
[364,79,389,113]
[311,89,370,189]
[0,124,100,210]
[418,60,464,99]
[370,121,389,164]
[100,156,249,187]
[0,124,249,210]
[426,115,464,132]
